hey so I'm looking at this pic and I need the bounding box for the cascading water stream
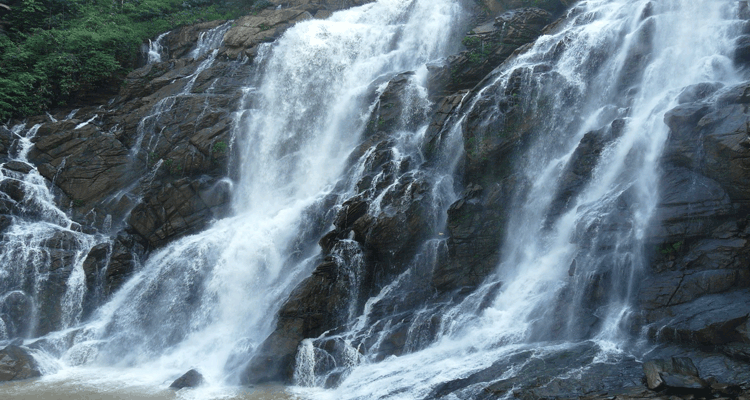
[292,1,744,399]
[148,32,169,64]
[0,123,108,342]
[189,22,232,60]
[11,0,465,396]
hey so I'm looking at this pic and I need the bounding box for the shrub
[0,0,258,120]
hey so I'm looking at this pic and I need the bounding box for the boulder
[0,345,41,382]
[169,369,203,389]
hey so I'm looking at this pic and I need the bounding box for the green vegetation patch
[0,0,264,120]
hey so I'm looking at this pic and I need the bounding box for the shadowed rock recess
[1,0,750,399]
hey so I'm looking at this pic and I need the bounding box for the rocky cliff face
[1,0,749,398]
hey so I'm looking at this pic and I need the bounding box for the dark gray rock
[1,161,33,174]
[545,119,625,227]
[477,342,643,400]
[170,369,203,389]
[430,8,554,94]
[0,345,41,382]
[642,357,706,390]
[735,35,750,65]
[648,289,750,345]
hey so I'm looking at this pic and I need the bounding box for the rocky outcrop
[221,0,375,59]
[0,345,41,382]
[476,0,574,17]
[5,0,750,398]
[430,7,554,94]
[636,80,750,355]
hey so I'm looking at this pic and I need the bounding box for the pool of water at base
[0,370,300,400]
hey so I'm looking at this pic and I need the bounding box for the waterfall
[291,1,744,399]
[189,22,232,60]
[15,0,467,392]
[147,32,169,64]
[0,123,108,341]
[2,0,745,398]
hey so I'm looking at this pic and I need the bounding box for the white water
[148,32,169,64]
[0,123,107,340]
[4,0,465,396]
[291,0,744,399]
[190,22,233,60]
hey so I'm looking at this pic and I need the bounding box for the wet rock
[242,245,363,384]
[435,183,511,292]
[28,121,135,215]
[663,82,750,204]
[648,289,750,345]
[104,232,146,296]
[81,242,111,319]
[648,168,735,243]
[222,9,315,59]
[677,82,724,104]
[1,161,33,174]
[643,357,707,391]
[0,178,25,203]
[0,126,12,159]
[170,369,203,389]
[477,0,574,16]
[545,119,625,227]
[362,72,416,138]
[0,345,41,381]
[477,342,643,400]
[423,91,470,159]
[128,177,231,248]
[164,20,228,60]
[0,292,32,339]
[430,7,554,94]
[735,35,750,66]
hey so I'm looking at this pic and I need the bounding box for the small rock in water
[0,345,42,382]
[170,369,204,389]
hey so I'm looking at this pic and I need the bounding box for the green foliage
[659,241,684,255]
[212,140,228,153]
[462,35,481,49]
[0,0,256,120]
[164,158,182,175]
[460,35,495,66]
